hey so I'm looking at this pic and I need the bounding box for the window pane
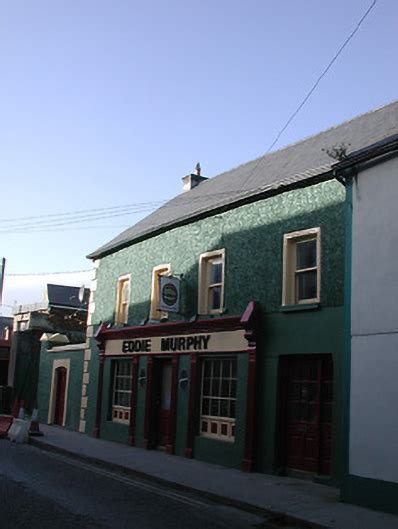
[210,261,223,284]
[296,270,317,301]
[210,286,221,310]
[296,239,316,270]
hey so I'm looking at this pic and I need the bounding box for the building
[0,316,13,413]
[10,283,89,414]
[335,131,398,514]
[79,101,397,485]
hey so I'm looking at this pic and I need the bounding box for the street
[0,442,269,529]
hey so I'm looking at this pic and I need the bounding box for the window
[111,360,132,424]
[282,227,321,306]
[198,249,225,314]
[150,264,171,320]
[200,357,236,442]
[115,275,130,325]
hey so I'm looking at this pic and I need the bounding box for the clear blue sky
[0,0,397,275]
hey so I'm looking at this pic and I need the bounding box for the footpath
[30,425,398,529]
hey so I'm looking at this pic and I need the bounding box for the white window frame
[111,359,132,425]
[150,264,171,320]
[199,357,236,442]
[282,227,321,306]
[115,274,131,325]
[198,249,225,315]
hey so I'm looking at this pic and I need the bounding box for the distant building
[9,284,89,413]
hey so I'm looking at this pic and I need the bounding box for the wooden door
[280,355,333,475]
[54,367,67,426]
[156,361,172,447]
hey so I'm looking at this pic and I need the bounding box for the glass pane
[230,380,237,398]
[210,286,221,310]
[203,377,210,395]
[204,361,211,377]
[202,398,210,415]
[211,400,219,417]
[296,270,317,301]
[221,379,229,397]
[220,399,229,417]
[222,361,231,378]
[210,261,223,284]
[213,360,221,377]
[296,239,316,270]
[230,400,236,419]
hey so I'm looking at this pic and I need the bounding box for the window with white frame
[198,249,225,314]
[115,275,130,325]
[200,357,236,442]
[111,359,132,424]
[282,227,321,306]
[150,264,171,320]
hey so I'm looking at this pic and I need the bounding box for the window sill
[280,302,320,313]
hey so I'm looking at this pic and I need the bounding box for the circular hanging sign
[162,283,178,306]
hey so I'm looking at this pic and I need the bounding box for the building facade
[338,135,398,513]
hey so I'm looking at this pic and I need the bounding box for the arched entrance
[54,367,67,426]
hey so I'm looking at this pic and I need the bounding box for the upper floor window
[150,264,171,320]
[198,249,225,315]
[115,275,131,324]
[282,228,321,306]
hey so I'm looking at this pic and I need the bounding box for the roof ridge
[206,99,398,182]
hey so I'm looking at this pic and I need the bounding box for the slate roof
[89,100,398,259]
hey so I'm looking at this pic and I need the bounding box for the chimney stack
[182,163,207,192]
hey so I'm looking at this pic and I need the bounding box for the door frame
[48,359,70,426]
[276,354,333,476]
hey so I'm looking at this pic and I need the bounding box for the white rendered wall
[350,156,398,482]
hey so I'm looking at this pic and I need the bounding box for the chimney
[182,163,208,192]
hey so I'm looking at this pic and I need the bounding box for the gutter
[88,170,335,260]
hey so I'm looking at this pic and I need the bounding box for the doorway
[153,359,172,448]
[54,366,67,426]
[279,355,333,475]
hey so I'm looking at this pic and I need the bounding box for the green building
[46,103,396,487]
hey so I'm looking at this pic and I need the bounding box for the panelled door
[280,355,333,475]
[155,360,172,447]
[54,367,67,426]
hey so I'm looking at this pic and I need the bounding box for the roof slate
[89,100,398,259]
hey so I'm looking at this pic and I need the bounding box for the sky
[0,0,397,306]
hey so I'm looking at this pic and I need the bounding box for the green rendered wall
[37,343,84,431]
[86,180,346,476]
[12,330,42,412]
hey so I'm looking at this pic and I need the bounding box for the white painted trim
[150,263,171,320]
[282,227,321,306]
[48,358,71,427]
[198,249,226,315]
[49,343,86,353]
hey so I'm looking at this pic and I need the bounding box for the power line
[241,0,378,190]
[5,269,92,277]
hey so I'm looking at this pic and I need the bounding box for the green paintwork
[341,474,398,515]
[37,343,84,431]
[12,330,42,412]
[342,180,353,481]
[85,180,346,477]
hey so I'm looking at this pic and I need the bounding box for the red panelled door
[282,355,333,475]
[157,361,172,447]
[54,367,67,426]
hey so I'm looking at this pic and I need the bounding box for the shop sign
[104,329,247,356]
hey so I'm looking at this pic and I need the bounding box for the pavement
[30,424,398,529]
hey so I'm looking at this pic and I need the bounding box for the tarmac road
[0,442,268,529]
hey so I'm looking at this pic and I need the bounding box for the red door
[280,355,333,475]
[54,367,67,426]
[156,361,172,447]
